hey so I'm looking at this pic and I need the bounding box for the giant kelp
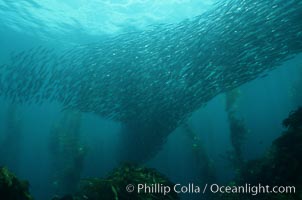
[52,164,179,200]
[0,0,302,161]
[182,123,216,186]
[0,167,33,200]
[0,104,22,172]
[219,107,302,200]
[225,89,247,169]
[79,164,179,200]
[49,111,86,196]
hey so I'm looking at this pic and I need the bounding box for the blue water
[0,0,302,200]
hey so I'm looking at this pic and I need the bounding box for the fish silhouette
[0,0,301,162]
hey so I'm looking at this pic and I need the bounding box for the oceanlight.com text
[125,183,296,196]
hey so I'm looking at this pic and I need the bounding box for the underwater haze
[0,0,302,200]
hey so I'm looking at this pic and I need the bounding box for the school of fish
[0,0,302,161]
